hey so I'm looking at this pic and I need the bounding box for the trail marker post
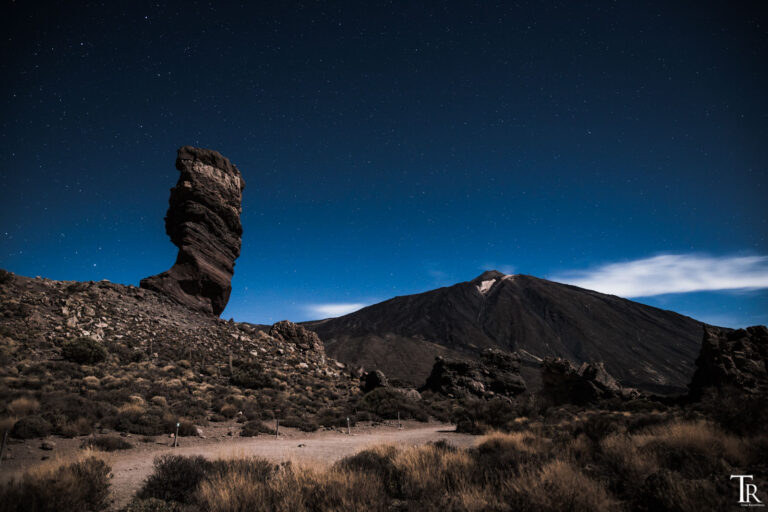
[174,422,179,447]
[398,411,402,430]
[347,417,351,435]
[275,418,279,438]
[0,430,8,463]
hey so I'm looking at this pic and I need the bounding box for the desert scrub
[0,452,111,511]
[62,337,107,364]
[240,420,276,437]
[81,435,133,451]
[7,397,40,416]
[10,415,51,439]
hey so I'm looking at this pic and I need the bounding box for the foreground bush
[0,453,110,511]
[130,417,759,511]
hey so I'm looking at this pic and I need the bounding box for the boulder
[361,369,389,393]
[688,325,768,401]
[420,349,526,399]
[269,321,324,352]
[141,146,245,316]
[540,358,623,405]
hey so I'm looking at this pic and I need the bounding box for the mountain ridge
[305,271,709,393]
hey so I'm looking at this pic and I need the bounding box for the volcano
[305,271,708,393]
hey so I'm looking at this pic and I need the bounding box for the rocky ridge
[140,146,246,316]
[0,270,359,437]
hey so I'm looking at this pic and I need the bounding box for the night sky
[1,1,766,327]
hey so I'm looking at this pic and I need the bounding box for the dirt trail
[103,422,475,509]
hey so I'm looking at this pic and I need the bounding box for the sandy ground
[0,420,479,510]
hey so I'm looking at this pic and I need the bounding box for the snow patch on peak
[477,279,496,294]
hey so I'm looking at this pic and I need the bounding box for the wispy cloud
[306,303,367,318]
[550,254,768,298]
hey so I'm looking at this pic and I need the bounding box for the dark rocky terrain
[140,146,246,316]
[688,324,768,400]
[420,349,527,400]
[306,270,707,392]
[0,269,362,439]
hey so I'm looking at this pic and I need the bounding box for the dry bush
[8,397,40,416]
[59,417,93,438]
[197,461,387,512]
[503,459,617,512]
[81,435,133,451]
[0,450,110,511]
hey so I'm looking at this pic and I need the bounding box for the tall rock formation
[688,325,768,400]
[141,146,245,316]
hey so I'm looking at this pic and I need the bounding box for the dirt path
[0,421,478,509]
[108,423,476,508]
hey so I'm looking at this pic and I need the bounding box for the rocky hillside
[306,270,708,393]
[0,270,360,438]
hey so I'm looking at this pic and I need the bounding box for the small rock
[40,441,55,451]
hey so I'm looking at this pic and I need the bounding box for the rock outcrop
[361,369,390,393]
[420,349,526,399]
[688,325,768,401]
[269,321,324,353]
[540,358,629,405]
[141,146,245,316]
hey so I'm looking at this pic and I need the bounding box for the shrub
[121,498,181,512]
[81,436,133,451]
[62,338,107,365]
[336,446,403,496]
[138,455,213,504]
[230,360,274,389]
[8,397,40,417]
[504,459,618,511]
[358,388,429,422]
[240,420,276,437]
[11,415,52,439]
[0,455,111,511]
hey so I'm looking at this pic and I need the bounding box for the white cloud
[306,303,367,318]
[550,254,768,298]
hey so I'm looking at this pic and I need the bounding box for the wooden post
[347,417,351,435]
[174,422,179,448]
[0,430,8,463]
[398,411,402,429]
[275,418,279,438]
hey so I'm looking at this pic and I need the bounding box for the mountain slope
[305,271,707,392]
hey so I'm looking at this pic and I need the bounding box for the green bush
[0,456,110,511]
[11,415,52,439]
[62,338,107,365]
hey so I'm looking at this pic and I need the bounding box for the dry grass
[0,449,111,512]
[7,397,39,417]
[129,417,758,511]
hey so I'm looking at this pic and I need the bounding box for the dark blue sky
[1,1,766,326]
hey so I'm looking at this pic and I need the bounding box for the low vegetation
[120,415,765,512]
[0,451,111,512]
